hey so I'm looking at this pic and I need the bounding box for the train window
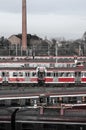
[25,99,31,105]
[72,73,75,77]
[66,73,71,77]
[47,72,52,77]
[28,72,30,77]
[56,73,58,77]
[82,96,86,103]
[32,72,36,77]
[62,64,64,67]
[39,97,44,103]
[65,73,67,77]
[11,99,19,106]
[75,72,81,77]
[59,64,62,67]
[13,72,18,77]
[64,64,67,68]
[25,72,30,77]
[6,72,9,77]
[50,63,54,67]
[84,73,86,77]
[78,72,81,77]
[67,64,70,67]
[72,64,76,67]
[83,72,86,77]
[58,97,63,103]
[58,73,61,77]
[68,73,71,77]
[57,64,60,67]
[59,73,66,77]
[53,73,58,77]
[64,73,67,77]
[63,97,68,103]
[19,72,23,77]
[81,72,83,77]
[68,97,77,104]
[2,72,5,77]
[54,73,56,77]
[70,73,73,77]
[70,73,74,77]
[69,58,72,61]
[24,64,29,67]
[0,100,5,106]
[38,71,45,79]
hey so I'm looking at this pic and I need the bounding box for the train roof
[0,66,85,71]
[0,56,86,63]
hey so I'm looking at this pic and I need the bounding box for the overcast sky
[0,0,86,40]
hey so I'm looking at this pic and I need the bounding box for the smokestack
[22,0,27,51]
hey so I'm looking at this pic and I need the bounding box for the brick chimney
[22,0,27,51]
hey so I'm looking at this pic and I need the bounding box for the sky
[0,0,86,40]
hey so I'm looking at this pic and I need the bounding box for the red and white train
[0,55,85,86]
[0,66,86,87]
[0,56,84,69]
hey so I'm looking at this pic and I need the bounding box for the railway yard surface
[0,56,86,130]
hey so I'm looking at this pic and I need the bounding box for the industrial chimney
[22,0,27,51]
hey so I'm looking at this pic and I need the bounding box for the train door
[37,67,46,85]
[37,70,45,84]
[2,71,9,83]
[25,72,30,83]
[53,72,58,82]
[75,71,81,83]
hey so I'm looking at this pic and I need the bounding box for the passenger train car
[0,66,86,87]
[0,55,85,87]
[0,56,84,69]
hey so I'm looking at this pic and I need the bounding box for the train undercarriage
[0,82,86,88]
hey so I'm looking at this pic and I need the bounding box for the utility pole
[55,42,58,63]
[16,44,18,56]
